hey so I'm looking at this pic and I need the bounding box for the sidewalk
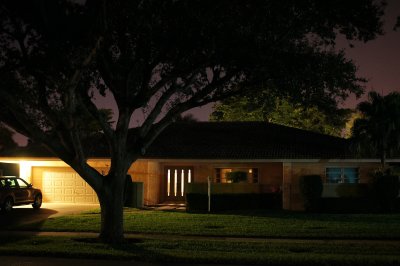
[0,256,151,266]
[1,230,399,244]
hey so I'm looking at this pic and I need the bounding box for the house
[0,122,396,211]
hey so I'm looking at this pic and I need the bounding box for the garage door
[41,170,99,203]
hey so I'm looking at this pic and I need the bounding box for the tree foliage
[0,0,386,243]
[211,96,352,137]
[344,111,362,139]
[352,91,400,168]
[0,124,17,151]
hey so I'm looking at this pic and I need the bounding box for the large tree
[210,96,352,137]
[0,124,17,151]
[0,0,386,243]
[352,91,400,168]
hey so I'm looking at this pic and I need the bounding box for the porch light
[19,161,32,183]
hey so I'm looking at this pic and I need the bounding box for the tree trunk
[97,173,126,244]
[381,149,386,170]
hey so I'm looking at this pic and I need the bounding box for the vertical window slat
[181,169,185,196]
[174,169,178,196]
[167,169,170,196]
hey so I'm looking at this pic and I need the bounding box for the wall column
[282,162,292,210]
[147,161,161,205]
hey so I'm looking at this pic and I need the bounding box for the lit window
[214,168,258,183]
[174,169,177,196]
[326,167,359,184]
[181,169,185,196]
[167,169,171,196]
[165,166,193,198]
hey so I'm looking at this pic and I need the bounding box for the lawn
[2,209,400,265]
[14,208,400,239]
[0,236,399,265]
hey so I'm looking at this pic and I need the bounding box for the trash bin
[124,175,144,208]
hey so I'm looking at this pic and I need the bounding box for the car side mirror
[28,184,33,188]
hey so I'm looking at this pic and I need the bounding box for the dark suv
[0,176,42,212]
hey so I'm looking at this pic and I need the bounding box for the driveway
[0,203,99,228]
[0,256,144,266]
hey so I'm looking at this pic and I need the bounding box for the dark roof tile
[1,122,355,160]
[144,122,352,159]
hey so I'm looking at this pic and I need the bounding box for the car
[0,176,42,212]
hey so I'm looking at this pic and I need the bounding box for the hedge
[299,175,323,212]
[186,193,282,212]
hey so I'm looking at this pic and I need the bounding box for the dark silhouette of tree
[210,96,351,137]
[352,91,400,168]
[0,0,386,243]
[0,124,17,151]
[76,108,114,156]
[176,114,198,123]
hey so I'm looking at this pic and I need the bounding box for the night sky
[187,0,400,120]
[89,0,400,120]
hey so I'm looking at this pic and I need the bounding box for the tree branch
[78,91,115,141]
[127,71,239,160]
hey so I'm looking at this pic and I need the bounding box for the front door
[164,166,193,202]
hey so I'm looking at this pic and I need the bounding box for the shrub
[321,198,378,213]
[185,193,282,212]
[225,171,248,183]
[299,175,323,212]
[371,172,399,212]
[335,183,370,198]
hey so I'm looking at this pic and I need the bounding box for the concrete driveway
[0,203,99,227]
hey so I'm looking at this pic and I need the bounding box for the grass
[0,236,399,265]
[2,209,400,265]
[14,208,400,239]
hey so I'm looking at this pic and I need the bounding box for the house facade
[0,122,395,210]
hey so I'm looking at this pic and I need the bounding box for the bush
[371,172,399,212]
[225,171,248,183]
[321,198,379,213]
[335,183,370,198]
[186,193,282,212]
[299,175,323,212]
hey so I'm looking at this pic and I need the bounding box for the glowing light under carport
[19,161,32,183]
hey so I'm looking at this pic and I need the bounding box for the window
[215,168,221,183]
[16,178,29,188]
[214,168,258,183]
[164,166,193,199]
[3,178,17,188]
[251,168,259,183]
[326,167,359,184]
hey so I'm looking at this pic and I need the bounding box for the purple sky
[12,1,400,145]
[188,0,400,120]
[336,0,400,108]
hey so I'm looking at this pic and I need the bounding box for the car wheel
[2,197,13,212]
[32,194,42,209]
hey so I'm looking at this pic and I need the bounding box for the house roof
[144,122,352,160]
[0,122,355,160]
